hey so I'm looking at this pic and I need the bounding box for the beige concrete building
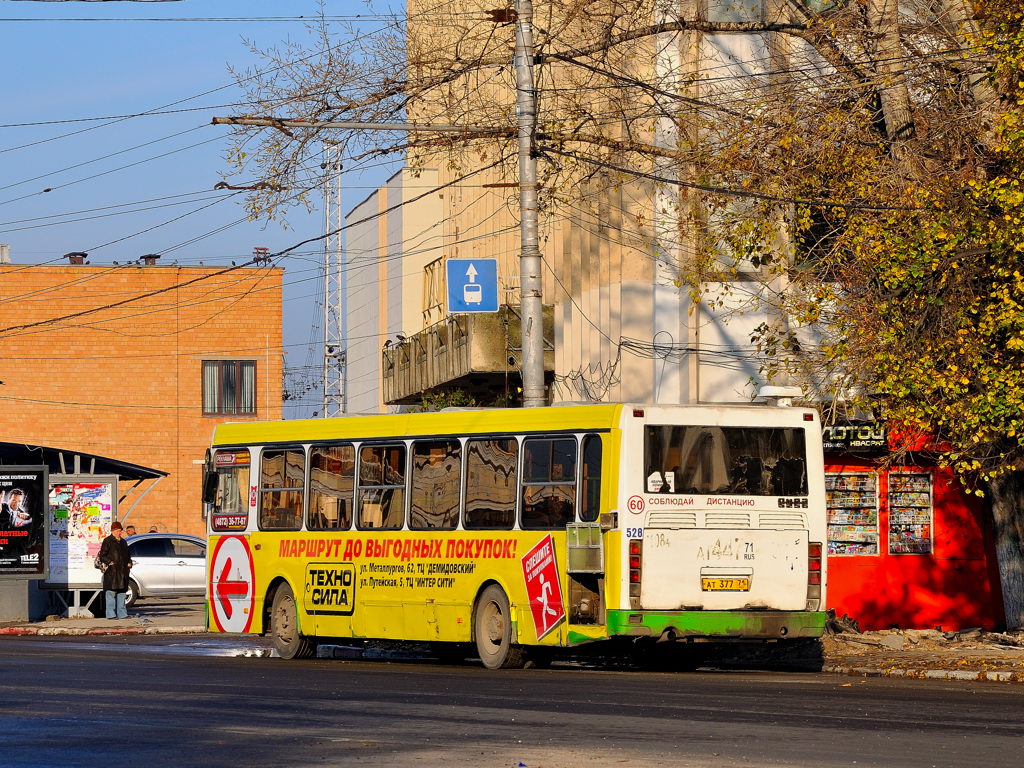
[343,1,790,409]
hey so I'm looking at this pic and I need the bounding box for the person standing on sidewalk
[98,521,132,620]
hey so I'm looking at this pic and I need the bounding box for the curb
[0,625,207,637]
[823,663,1024,683]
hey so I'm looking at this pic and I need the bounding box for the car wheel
[473,584,524,669]
[270,583,316,659]
[125,579,139,608]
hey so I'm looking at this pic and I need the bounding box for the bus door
[205,449,255,634]
[566,522,605,630]
[563,434,607,638]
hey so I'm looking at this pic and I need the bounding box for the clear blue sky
[0,1,397,418]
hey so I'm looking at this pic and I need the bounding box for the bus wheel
[270,583,316,660]
[474,585,524,669]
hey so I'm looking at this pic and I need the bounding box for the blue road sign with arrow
[446,258,499,313]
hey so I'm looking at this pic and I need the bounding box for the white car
[125,533,206,607]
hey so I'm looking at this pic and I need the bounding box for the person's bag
[94,555,108,572]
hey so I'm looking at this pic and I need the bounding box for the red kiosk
[823,422,1005,631]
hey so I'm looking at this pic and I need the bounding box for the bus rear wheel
[270,583,316,660]
[474,585,524,669]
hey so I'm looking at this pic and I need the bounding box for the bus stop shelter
[0,442,166,620]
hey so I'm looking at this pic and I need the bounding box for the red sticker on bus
[520,534,565,641]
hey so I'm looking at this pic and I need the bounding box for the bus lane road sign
[520,534,565,640]
[209,535,255,633]
[446,258,499,313]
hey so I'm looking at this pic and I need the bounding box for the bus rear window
[645,425,807,496]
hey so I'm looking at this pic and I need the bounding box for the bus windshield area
[645,425,807,496]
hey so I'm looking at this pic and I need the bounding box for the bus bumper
[605,609,828,640]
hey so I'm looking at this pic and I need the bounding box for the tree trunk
[865,0,917,159]
[938,0,1000,151]
[988,471,1024,629]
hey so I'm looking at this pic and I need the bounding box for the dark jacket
[99,534,131,592]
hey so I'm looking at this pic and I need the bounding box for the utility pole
[513,0,546,408]
[214,12,550,410]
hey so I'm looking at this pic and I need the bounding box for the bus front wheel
[270,583,316,660]
[474,585,524,669]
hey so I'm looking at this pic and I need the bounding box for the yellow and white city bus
[203,403,826,668]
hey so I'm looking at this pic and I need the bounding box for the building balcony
[381,305,554,406]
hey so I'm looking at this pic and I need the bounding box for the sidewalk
[821,628,1024,683]
[0,602,206,637]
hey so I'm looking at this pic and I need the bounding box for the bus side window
[521,437,577,530]
[463,438,517,530]
[259,447,305,531]
[580,434,602,522]
[308,444,354,530]
[357,444,406,530]
[410,440,461,530]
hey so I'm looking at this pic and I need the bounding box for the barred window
[203,360,256,415]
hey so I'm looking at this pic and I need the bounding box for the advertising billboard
[46,477,116,588]
[0,466,48,579]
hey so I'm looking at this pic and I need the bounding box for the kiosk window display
[825,471,879,556]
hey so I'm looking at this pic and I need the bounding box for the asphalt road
[1,628,1022,768]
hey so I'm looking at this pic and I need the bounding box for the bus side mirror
[202,471,219,505]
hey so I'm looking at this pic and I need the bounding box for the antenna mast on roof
[322,143,346,417]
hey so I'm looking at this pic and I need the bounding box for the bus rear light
[628,539,642,604]
[632,408,644,418]
[807,541,822,599]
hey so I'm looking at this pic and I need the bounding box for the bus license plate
[701,577,750,592]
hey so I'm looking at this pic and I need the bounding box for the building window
[203,360,256,415]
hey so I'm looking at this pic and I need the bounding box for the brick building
[0,257,284,536]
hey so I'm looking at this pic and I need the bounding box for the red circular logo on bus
[209,535,256,633]
[627,495,645,515]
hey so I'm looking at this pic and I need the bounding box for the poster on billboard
[0,465,49,579]
[45,476,116,588]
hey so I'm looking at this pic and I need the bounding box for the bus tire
[270,583,316,660]
[474,584,524,670]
